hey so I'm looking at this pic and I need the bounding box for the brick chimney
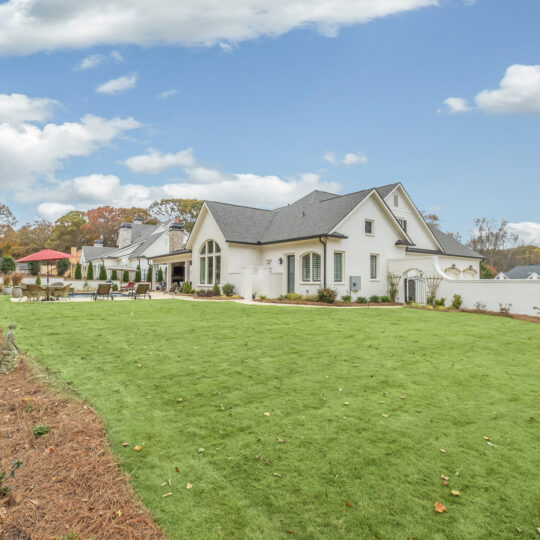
[117,222,132,248]
[169,220,185,252]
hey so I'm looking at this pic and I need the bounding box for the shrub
[451,294,463,309]
[259,295,267,300]
[284,292,303,301]
[499,303,512,315]
[157,267,164,283]
[24,404,34,413]
[182,281,192,294]
[33,425,50,438]
[56,258,69,276]
[112,283,118,291]
[99,264,107,281]
[122,270,129,283]
[380,295,391,303]
[474,301,487,312]
[134,264,141,283]
[35,275,41,286]
[74,262,82,280]
[434,298,445,307]
[369,295,380,303]
[222,283,235,297]
[426,294,436,306]
[11,273,23,286]
[146,265,152,283]
[212,282,221,296]
[341,294,352,304]
[2,274,12,287]
[317,288,337,304]
[0,255,16,274]
[86,263,94,280]
[304,294,318,302]
[28,260,41,276]
[355,296,367,304]
[111,269,118,281]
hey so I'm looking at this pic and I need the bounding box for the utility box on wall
[349,276,361,291]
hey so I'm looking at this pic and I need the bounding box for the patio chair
[120,281,135,292]
[167,282,178,295]
[92,283,113,301]
[26,284,46,302]
[53,284,71,301]
[131,283,151,300]
[18,283,28,302]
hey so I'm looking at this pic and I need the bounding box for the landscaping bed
[406,304,540,324]
[0,356,164,540]
[254,298,402,307]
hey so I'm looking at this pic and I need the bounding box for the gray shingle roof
[204,184,403,245]
[82,246,118,262]
[129,231,163,258]
[130,224,159,243]
[426,225,483,259]
[505,264,540,279]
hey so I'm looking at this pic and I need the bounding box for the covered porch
[151,250,192,291]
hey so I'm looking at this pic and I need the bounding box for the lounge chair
[92,283,113,301]
[120,281,135,292]
[131,283,151,300]
[53,284,71,301]
[168,282,178,294]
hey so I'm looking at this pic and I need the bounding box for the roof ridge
[206,200,274,212]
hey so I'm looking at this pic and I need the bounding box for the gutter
[318,236,327,288]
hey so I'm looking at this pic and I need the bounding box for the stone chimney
[169,220,185,252]
[133,216,143,224]
[94,237,104,248]
[117,222,132,248]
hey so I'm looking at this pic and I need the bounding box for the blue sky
[0,0,539,243]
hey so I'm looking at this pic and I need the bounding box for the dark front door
[287,255,295,293]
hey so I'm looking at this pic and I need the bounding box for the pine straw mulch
[254,299,402,308]
[0,357,165,540]
[406,305,540,324]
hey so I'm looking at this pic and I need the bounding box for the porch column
[185,261,191,285]
[166,263,172,290]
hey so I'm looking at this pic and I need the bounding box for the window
[397,218,407,232]
[394,194,399,207]
[365,219,374,234]
[334,252,343,282]
[370,254,378,280]
[199,240,221,284]
[301,253,321,282]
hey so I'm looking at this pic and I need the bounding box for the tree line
[0,199,203,258]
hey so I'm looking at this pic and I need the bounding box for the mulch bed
[176,294,240,301]
[0,356,165,540]
[407,305,540,324]
[254,299,402,307]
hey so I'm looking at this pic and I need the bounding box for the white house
[80,217,185,282]
[151,182,483,302]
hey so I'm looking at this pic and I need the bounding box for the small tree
[111,269,118,281]
[56,258,69,276]
[425,274,443,305]
[28,260,41,276]
[99,264,107,281]
[212,282,221,296]
[157,267,164,283]
[74,262,82,279]
[146,265,152,283]
[386,272,401,302]
[480,262,494,279]
[122,270,129,283]
[135,264,142,283]
[35,275,41,285]
[87,263,94,280]
[0,255,16,274]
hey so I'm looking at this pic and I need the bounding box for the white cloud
[110,50,123,62]
[508,222,540,246]
[37,202,75,221]
[124,148,196,173]
[96,73,138,95]
[0,93,58,124]
[219,42,234,53]
[157,89,178,100]
[439,96,469,114]
[0,0,437,56]
[324,150,367,165]
[77,50,123,70]
[441,65,540,115]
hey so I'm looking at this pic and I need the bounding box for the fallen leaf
[273,472,282,477]
[345,502,352,507]
[486,441,496,447]
[451,490,460,497]
[175,467,180,473]
[338,387,343,392]
[122,442,130,447]
[134,445,142,452]
[483,436,491,441]
[198,448,205,453]
[264,412,271,417]
[116,510,122,516]
[277,438,286,443]
[161,481,167,486]
[434,502,447,513]
[325,376,329,379]
[162,492,173,498]
[344,402,349,406]
[441,475,449,481]
[177,398,183,402]
[186,483,192,489]
[220,404,225,410]
[382,414,389,418]
[442,480,449,486]
[400,396,406,400]
[536,527,540,533]
[516,527,522,533]
[440,449,446,453]
[44,446,55,454]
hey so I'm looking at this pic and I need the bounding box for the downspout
[318,236,327,289]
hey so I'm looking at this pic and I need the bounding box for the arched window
[200,240,221,284]
[301,252,321,282]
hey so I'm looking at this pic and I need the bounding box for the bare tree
[468,218,521,271]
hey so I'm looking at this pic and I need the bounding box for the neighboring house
[79,217,184,282]
[503,265,540,279]
[151,182,483,302]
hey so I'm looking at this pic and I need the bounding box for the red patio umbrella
[16,249,72,287]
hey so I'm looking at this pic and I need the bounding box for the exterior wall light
[278,257,283,265]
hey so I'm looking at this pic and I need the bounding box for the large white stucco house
[80,217,184,282]
[152,182,485,303]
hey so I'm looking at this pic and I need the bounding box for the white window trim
[300,252,322,284]
[394,194,399,207]
[333,250,345,284]
[199,239,222,285]
[370,253,379,281]
[365,219,374,236]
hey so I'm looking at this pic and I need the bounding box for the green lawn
[1,297,539,539]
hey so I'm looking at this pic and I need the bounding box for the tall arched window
[200,240,221,284]
[301,252,321,282]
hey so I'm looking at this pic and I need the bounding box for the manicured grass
[1,298,539,539]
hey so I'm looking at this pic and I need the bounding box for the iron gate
[404,276,426,305]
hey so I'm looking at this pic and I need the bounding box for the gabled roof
[505,264,540,279]
[426,225,482,259]
[203,185,409,246]
[81,246,118,262]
